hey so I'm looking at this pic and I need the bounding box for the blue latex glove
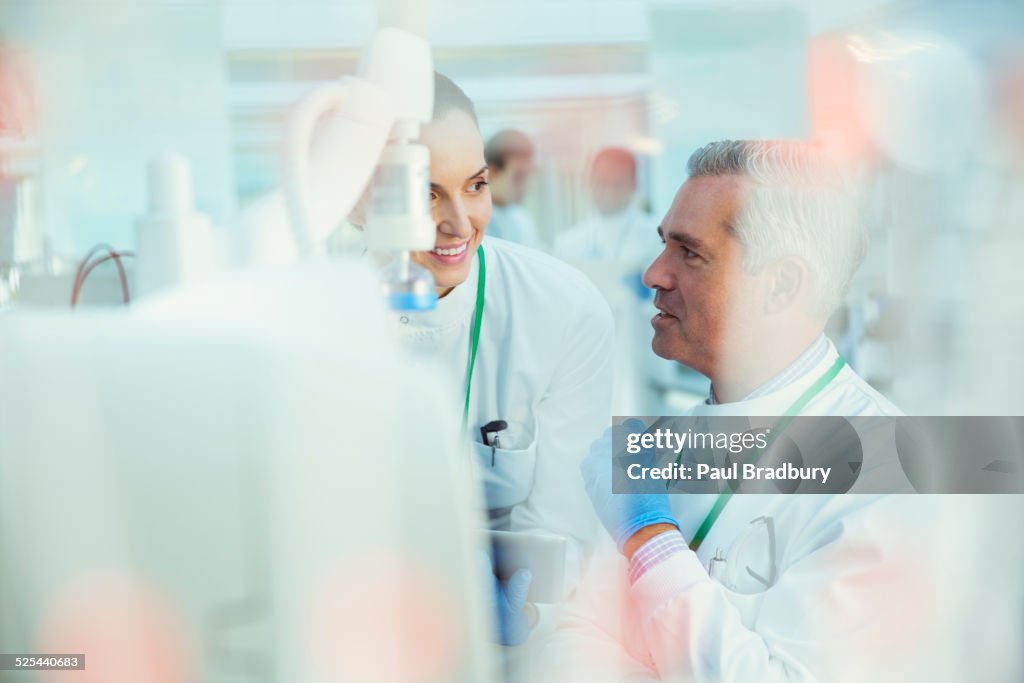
[581,418,679,553]
[480,552,533,647]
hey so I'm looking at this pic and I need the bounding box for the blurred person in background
[484,129,545,250]
[555,146,659,265]
[555,146,665,415]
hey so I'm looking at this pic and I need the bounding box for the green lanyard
[461,244,487,435]
[688,354,847,552]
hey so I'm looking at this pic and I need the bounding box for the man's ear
[764,257,808,314]
[347,180,372,230]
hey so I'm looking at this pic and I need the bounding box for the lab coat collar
[707,334,830,405]
[394,247,480,331]
[688,337,841,417]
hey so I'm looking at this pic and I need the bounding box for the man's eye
[679,245,704,262]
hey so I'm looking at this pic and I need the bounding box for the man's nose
[643,249,672,291]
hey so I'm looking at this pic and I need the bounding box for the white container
[134,153,215,297]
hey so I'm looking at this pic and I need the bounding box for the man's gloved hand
[581,418,679,553]
[480,552,534,647]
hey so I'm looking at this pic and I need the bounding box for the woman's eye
[469,180,489,192]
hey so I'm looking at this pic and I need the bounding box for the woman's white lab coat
[394,236,614,599]
[542,341,972,682]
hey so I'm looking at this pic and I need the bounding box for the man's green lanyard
[687,354,847,552]
[461,244,487,435]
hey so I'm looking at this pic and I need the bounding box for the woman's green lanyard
[461,244,486,435]
[688,354,847,552]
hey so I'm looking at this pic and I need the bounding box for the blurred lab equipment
[283,27,438,310]
[22,0,235,256]
[0,1,232,310]
[69,244,132,307]
[0,43,39,310]
[66,151,215,307]
[0,2,503,681]
[0,79,41,310]
[0,137,36,310]
[134,152,216,297]
[0,260,499,683]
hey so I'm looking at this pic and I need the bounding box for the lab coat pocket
[712,515,779,595]
[471,439,538,510]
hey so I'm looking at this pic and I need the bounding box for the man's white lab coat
[542,339,977,682]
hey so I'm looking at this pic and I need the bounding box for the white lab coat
[541,340,975,682]
[487,204,545,251]
[393,237,613,635]
[554,206,660,266]
[554,206,664,415]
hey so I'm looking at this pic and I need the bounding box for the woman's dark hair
[433,72,478,127]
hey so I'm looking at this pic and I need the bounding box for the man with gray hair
[641,139,880,407]
[538,141,958,682]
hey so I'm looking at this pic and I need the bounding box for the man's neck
[709,330,824,404]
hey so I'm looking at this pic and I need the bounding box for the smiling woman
[390,73,615,660]
[412,74,492,296]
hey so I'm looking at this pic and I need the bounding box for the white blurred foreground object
[283,27,437,311]
[851,30,986,174]
[134,152,216,297]
[0,261,497,683]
